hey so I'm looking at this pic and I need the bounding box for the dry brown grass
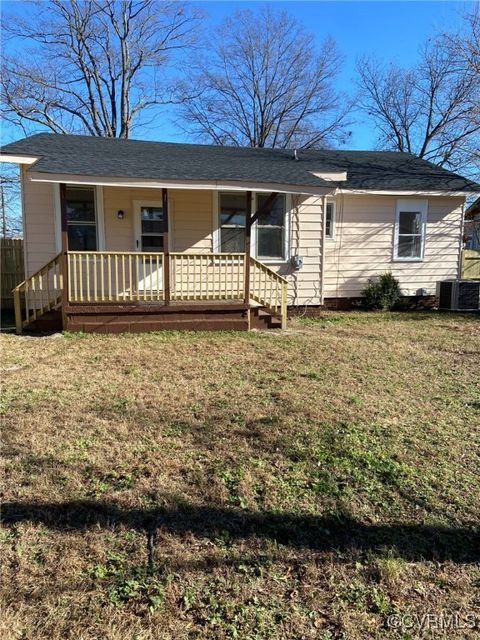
[1,311,479,639]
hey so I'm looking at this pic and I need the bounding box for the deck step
[250,306,282,330]
[25,308,63,333]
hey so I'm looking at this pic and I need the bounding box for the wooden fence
[1,238,24,311]
[461,250,480,279]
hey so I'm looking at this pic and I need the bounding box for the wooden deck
[13,251,288,333]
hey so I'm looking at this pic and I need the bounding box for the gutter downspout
[320,195,327,305]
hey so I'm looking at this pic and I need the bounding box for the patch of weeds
[89,552,172,612]
[88,471,135,496]
[221,466,248,508]
[280,422,412,510]
[163,421,195,437]
[371,551,406,585]
[336,580,369,608]
[237,553,272,578]
[108,569,172,611]
[300,370,324,380]
[64,436,97,463]
[181,578,283,639]
[255,415,281,426]
[122,365,141,377]
[368,586,394,615]
[110,396,130,414]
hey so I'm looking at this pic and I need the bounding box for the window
[66,187,97,250]
[140,206,164,252]
[219,193,246,252]
[257,194,286,260]
[325,201,335,239]
[394,200,427,260]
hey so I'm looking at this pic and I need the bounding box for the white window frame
[254,192,290,263]
[393,198,428,262]
[213,191,290,263]
[325,200,336,240]
[133,200,170,252]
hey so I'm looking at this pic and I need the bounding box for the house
[464,198,480,250]
[1,133,479,333]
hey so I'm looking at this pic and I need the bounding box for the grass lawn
[1,311,479,639]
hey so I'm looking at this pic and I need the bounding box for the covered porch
[13,183,291,333]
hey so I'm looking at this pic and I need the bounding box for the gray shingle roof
[2,133,479,193]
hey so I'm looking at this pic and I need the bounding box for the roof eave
[26,171,336,197]
[336,188,474,197]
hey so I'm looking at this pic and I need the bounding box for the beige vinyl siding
[255,195,323,306]
[102,187,212,252]
[20,178,464,304]
[22,169,57,276]
[323,195,463,297]
[170,190,213,252]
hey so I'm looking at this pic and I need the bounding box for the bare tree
[178,6,352,149]
[442,5,479,76]
[1,0,200,138]
[356,23,480,171]
[439,6,480,171]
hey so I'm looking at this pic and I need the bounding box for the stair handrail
[12,253,63,334]
[249,256,288,329]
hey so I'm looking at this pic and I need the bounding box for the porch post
[244,190,252,304]
[162,187,171,305]
[59,183,69,328]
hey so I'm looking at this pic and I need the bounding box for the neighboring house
[1,133,479,333]
[464,198,480,250]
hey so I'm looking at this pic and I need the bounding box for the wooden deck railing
[12,253,63,334]
[249,257,288,329]
[170,253,245,301]
[14,251,288,332]
[68,251,165,302]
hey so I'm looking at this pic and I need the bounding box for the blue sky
[1,1,477,149]
[189,1,474,149]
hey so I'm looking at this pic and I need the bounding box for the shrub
[361,272,402,310]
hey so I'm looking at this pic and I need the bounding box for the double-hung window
[219,193,246,252]
[66,186,97,250]
[218,192,288,259]
[325,201,335,239]
[394,199,427,260]
[257,194,287,260]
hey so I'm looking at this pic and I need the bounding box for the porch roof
[1,133,480,195]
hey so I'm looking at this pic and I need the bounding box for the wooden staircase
[250,306,283,330]
[12,253,63,334]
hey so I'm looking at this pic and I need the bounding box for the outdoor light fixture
[117,210,125,219]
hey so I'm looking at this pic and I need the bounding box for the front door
[134,201,166,296]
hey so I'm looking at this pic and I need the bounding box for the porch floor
[29,300,280,333]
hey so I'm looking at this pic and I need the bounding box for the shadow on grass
[2,500,478,563]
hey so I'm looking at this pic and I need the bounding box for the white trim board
[338,189,472,197]
[393,198,428,262]
[0,154,38,164]
[27,171,336,197]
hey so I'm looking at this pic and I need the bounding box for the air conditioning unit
[437,280,480,311]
